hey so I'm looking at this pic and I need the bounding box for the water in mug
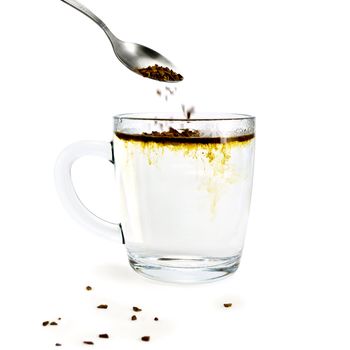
[113,130,255,271]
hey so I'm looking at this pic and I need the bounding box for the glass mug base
[128,251,241,283]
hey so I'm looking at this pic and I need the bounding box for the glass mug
[55,113,255,283]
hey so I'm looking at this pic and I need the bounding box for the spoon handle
[60,0,119,43]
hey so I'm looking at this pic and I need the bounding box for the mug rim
[113,112,255,122]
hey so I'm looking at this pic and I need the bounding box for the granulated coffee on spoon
[137,64,183,82]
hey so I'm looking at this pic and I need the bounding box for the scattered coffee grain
[83,341,94,345]
[99,334,109,339]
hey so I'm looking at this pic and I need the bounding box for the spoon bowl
[112,41,176,75]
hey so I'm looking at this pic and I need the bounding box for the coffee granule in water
[223,303,232,308]
[99,333,109,339]
[55,343,62,347]
[133,306,142,312]
[83,341,94,345]
[50,321,58,326]
[144,127,200,138]
[137,64,183,82]
[141,336,150,342]
[42,321,49,326]
[97,304,108,309]
[116,129,254,144]
[86,286,92,291]
[131,315,137,321]
[154,317,159,321]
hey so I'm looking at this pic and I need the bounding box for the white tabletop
[1,0,350,349]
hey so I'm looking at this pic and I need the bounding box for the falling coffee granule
[154,317,159,321]
[97,304,108,309]
[133,306,142,312]
[55,343,62,347]
[223,303,232,308]
[141,336,150,342]
[156,89,162,96]
[165,86,176,95]
[50,321,58,326]
[86,286,92,291]
[181,104,195,119]
[137,64,183,82]
[99,334,109,339]
[131,315,137,321]
[83,341,94,345]
[42,321,49,327]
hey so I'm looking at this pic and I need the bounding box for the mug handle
[54,140,124,243]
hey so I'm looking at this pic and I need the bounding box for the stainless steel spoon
[60,0,179,81]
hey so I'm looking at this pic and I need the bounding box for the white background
[1,0,350,349]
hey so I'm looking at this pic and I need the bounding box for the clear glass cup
[55,113,255,283]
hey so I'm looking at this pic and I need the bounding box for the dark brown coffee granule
[224,303,232,308]
[58,318,61,320]
[156,89,161,96]
[83,341,94,345]
[99,334,109,339]
[50,321,58,326]
[97,304,108,309]
[141,336,150,342]
[133,306,142,312]
[154,317,159,321]
[86,286,92,291]
[55,343,62,347]
[137,64,183,82]
[42,321,49,327]
[131,315,137,321]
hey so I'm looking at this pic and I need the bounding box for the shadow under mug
[55,113,255,283]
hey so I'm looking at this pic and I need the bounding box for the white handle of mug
[54,140,124,243]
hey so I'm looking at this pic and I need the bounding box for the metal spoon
[60,0,180,81]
